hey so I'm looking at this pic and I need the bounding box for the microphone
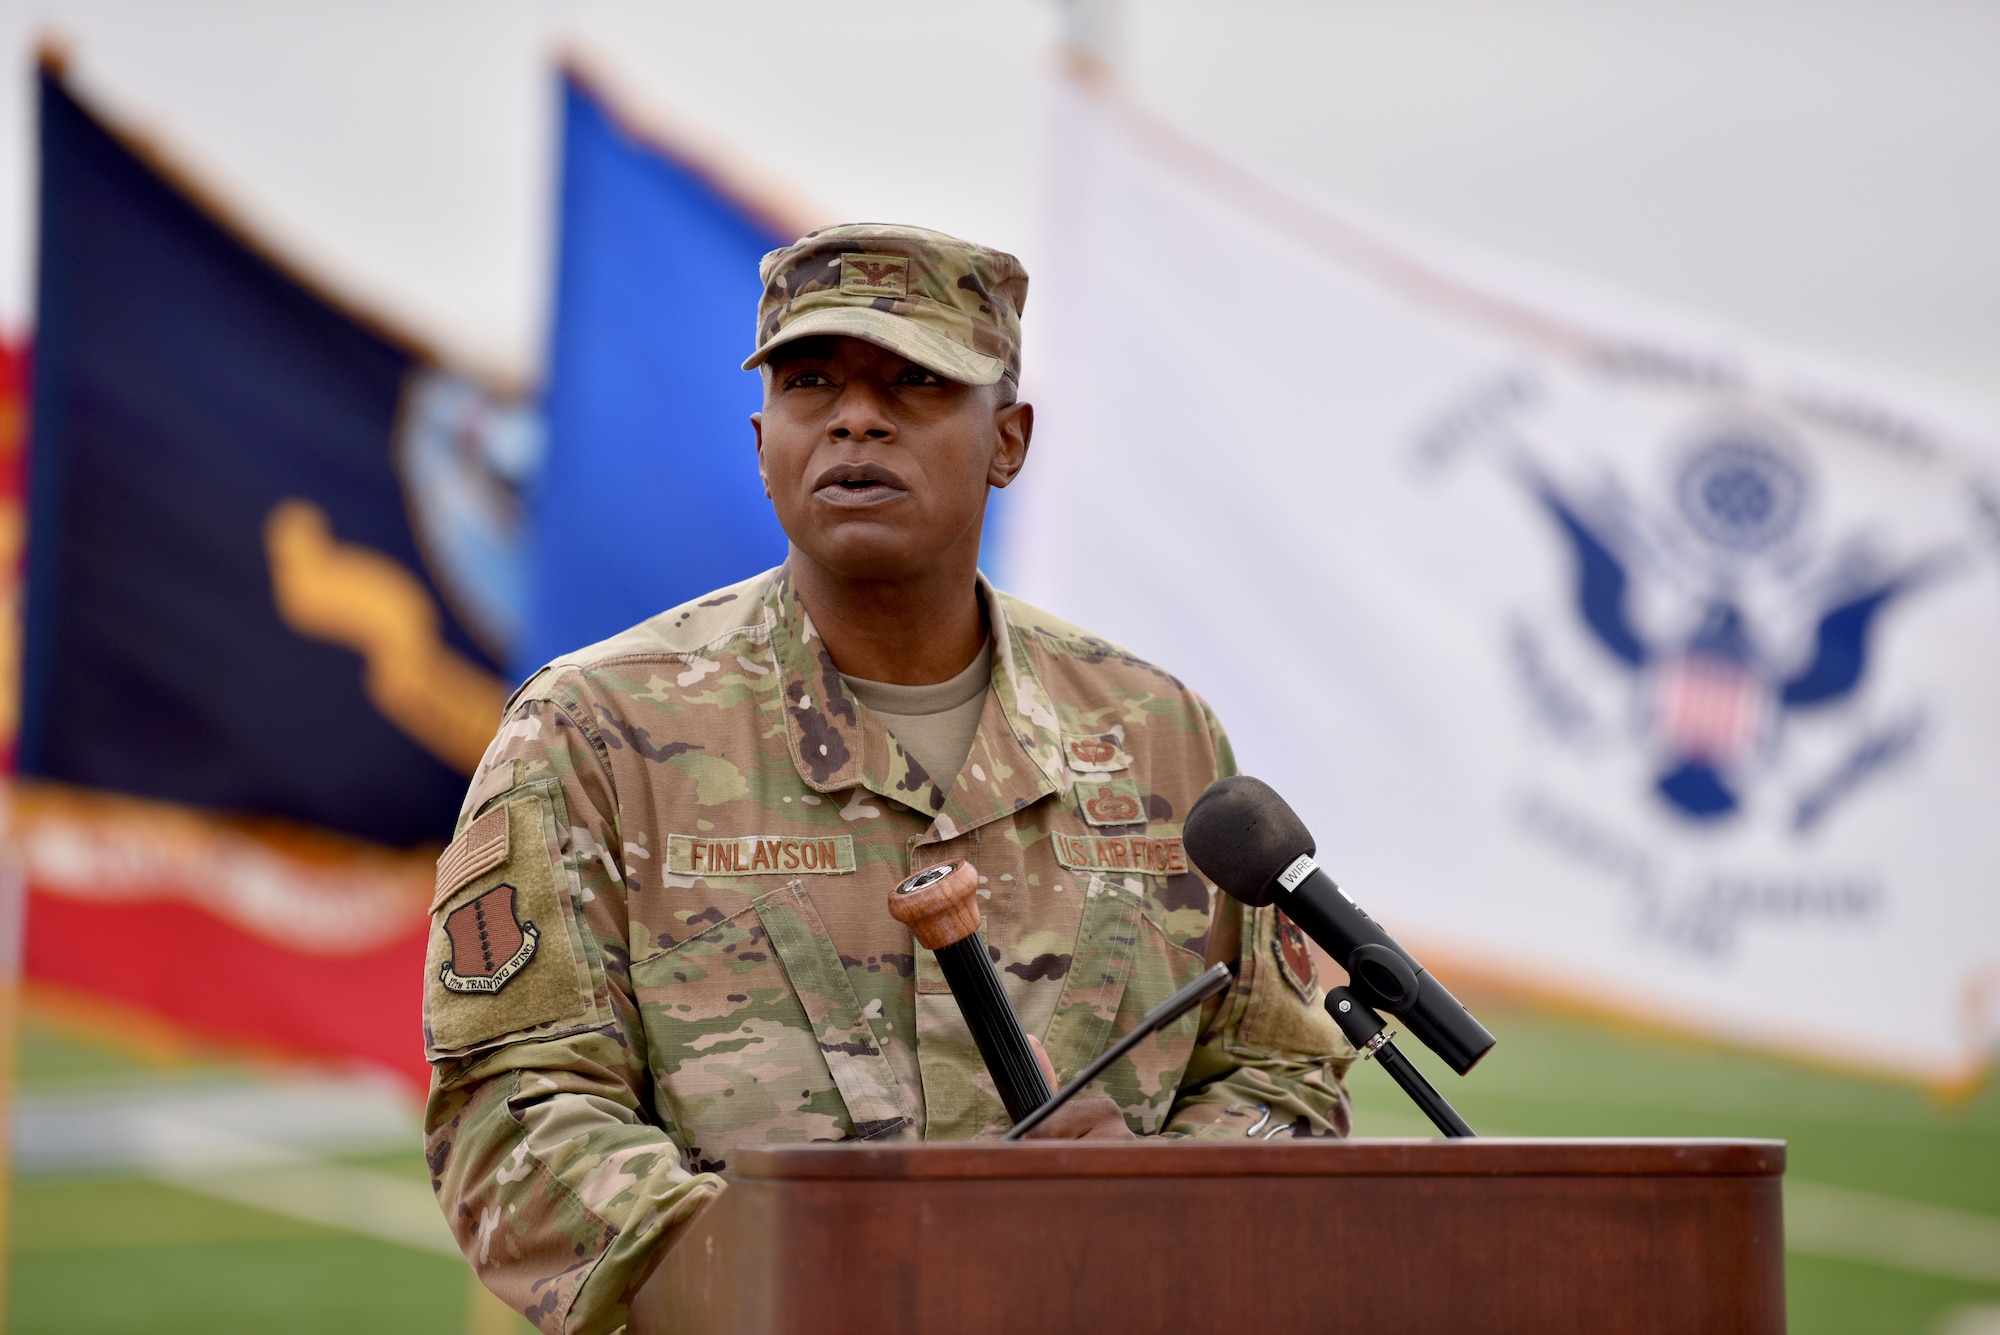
[887,860,1053,1123]
[1183,775,1495,1075]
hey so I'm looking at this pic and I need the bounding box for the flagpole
[0,324,30,1335]
[0,788,25,1333]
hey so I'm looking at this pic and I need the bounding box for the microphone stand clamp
[1326,986,1475,1139]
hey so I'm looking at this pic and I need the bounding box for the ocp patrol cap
[742,223,1027,387]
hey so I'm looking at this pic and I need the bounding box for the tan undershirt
[840,638,994,789]
[811,639,993,1130]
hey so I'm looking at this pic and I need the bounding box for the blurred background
[0,1,1994,1332]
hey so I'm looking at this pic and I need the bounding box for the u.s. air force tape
[1049,832,1188,876]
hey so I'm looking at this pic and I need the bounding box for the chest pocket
[916,871,1205,1139]
[631,881,910,1170]
[1040,874,1207,1134]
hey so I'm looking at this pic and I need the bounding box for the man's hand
[1020,1035,1136,1140]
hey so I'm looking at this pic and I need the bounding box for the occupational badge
[1076,779,1146,827]
[439,883,539,994]
[1085,791,1143,824]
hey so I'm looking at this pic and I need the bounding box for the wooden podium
[635,1139,1784,1334]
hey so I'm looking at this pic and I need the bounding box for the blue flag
[523,73,791,674]
[23,69,530,848]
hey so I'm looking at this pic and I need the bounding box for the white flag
[1011,73,2000,1086]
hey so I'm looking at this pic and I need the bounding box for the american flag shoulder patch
[433,805,510,912]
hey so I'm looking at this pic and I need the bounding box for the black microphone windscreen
[1183,776,1316,907]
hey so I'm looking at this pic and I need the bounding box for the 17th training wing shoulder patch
[438,883,538,993]
[423,792,602,1059]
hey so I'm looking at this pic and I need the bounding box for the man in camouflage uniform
[425,224,1353,1334]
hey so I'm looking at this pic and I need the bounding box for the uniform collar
[768,567,1065,835]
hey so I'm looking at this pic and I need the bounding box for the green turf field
[5,1006,1995,1333]
[2,1018,532,1335]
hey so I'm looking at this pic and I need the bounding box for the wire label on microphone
[1276,854,1317,893]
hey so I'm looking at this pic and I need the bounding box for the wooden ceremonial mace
[887,861,1053,1124]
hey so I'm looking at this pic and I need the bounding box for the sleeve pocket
[423,788,606,1060]
[1228,904,1350,1062]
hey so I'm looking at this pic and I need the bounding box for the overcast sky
[2,0,1994,407]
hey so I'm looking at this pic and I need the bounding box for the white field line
[1785,1179,2000,1286]
[13,1077,420,1172]
[1936,1304,2000,1335]
[14,1078,458,1257]
[151,1155,458,1257]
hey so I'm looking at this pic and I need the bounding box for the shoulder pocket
[423,785,607,1060]
[1227,904,1349,1061]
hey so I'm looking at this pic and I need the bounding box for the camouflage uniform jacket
[423,566,1352,1334]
